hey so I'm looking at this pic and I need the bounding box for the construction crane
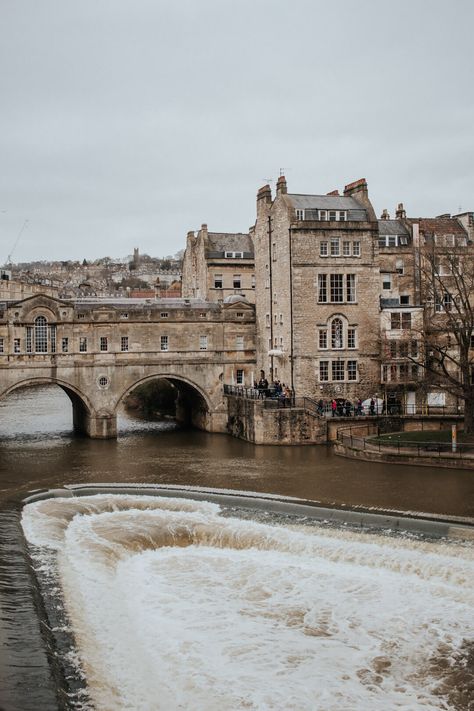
[5,219,29,265]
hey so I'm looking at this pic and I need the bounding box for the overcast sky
[1,0,473,263]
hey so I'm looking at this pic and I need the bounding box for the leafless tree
[419,239,474,432]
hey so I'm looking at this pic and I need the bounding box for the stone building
[253,176,381,400]
[182,224,255,303]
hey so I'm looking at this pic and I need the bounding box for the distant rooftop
[378,219,409,236]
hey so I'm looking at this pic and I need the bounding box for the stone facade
[182,224,255,303]
[0,294,256,437]
[253,176,381,400]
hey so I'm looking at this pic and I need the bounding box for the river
[1,385,474,710]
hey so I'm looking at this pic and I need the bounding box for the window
[400,295,410,305]
[396,259,404,275]
[120,312,129,319]
[318,274,327,303]
[331,318,343,348]
[236,369,244,384]
[319,361,329,381]
[330,238,340,256]
[390,341,397,358]
[329,211,337,222]
[236,336,244,350]
[279,313,283,324]
[26,326,32,353]
[296,209,304,220]
[199,312,206,318]
[347,360,357,380]
[160,312,169,318]
[379,235,398,248]
[237,312,244,318]
[399,363,408,379]
[62,337,69,353]
[435,292,453,312]
[233,275,241,289]
[121,337,129,352]
[399,342,409,358]
[412,364,419,379]
[411,340,418,357]
[330,274,343,302]
[265,313,270,327]
[0,338,3,353]
[214,274,223,289]
[79,337,87,352]
[342,241,351,256]
[160,335,169,351]
[50,326,56,353]
[401,312,412,329]
[14,338,20,353]
[251,274,255,289]
[98,376,109,387]
[339,211,346,222]
[319,210,327,221]
[320,241,328,257]
[100,337,108,352]
[346,274,356,302]
[382,273,392,290]
[319,329,327,349]
[34,315,48,353]
[274,314,277,325]
[199,335,208,350]
[391,313,401,329]
[332,361,344,380]
[78,313,86,320]
[352,241,360,256]
[225,251,243,258]
[347,328,356,349]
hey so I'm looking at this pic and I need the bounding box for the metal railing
[337,426,474,460]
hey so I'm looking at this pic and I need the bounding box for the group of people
[256,375,293,405]
[317,397,377,417]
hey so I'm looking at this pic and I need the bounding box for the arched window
[331,318,343,349]
[34,315,48,353]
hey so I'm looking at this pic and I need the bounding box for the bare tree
[419,239,474,432]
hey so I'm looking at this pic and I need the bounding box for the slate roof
[206,232,254,254]
[287,193,367,220]
[378,219,409,235]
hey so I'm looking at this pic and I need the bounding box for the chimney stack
[380,209,390,220]
[276,175,287,195]
[257,184,272,207]
[395,203,406,219]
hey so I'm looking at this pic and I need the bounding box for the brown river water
[0,384,473,710]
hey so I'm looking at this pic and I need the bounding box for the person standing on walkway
[331,398,337,417]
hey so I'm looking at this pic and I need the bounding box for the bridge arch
[116,373,213,430]
[0,377,93,436]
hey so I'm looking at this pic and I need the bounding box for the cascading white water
[22,495,474,711]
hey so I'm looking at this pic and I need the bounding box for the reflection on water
[0,384,473,519]
[22,494,474,711]
[0,384,474,710]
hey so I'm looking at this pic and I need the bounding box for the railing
[223,386,464,419]
[223,385,324,416]
[337,426,474,460]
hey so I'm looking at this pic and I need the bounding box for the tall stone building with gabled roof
[253,176,381,398]
[182,224,255,303]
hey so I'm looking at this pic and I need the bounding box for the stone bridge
[0,294,256,437]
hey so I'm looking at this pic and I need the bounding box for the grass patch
[372,430,474,445]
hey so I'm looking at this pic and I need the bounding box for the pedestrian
[344,399,351,417]
[331,398,337,417]
[369,398,375,416]
[317,398,324,416]
[355,398,363,416]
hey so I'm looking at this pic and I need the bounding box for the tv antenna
[6,219,29,265]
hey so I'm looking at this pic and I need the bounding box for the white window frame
[160,335,169,351]
[199,335,208,351]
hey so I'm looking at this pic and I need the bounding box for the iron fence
[337,427,473,459]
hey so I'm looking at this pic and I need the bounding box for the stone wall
[226,396,327,445]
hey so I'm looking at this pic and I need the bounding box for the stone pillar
[83,411,117,439]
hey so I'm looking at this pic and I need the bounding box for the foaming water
[22,495,474,711]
